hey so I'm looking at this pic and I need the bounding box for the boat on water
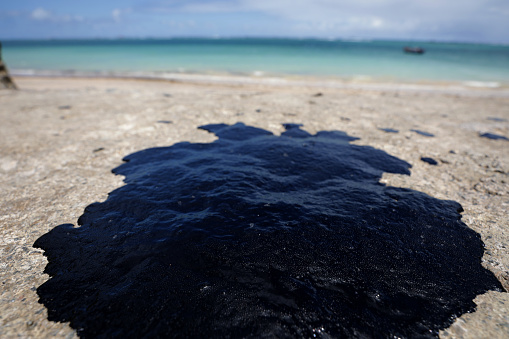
[404,46,425,54]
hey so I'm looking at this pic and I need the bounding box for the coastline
[10,70,509,96]
[4,38,509,88]
[0,76,508,338]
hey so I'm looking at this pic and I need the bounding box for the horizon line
[1,36,508,46]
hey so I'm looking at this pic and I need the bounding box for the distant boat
[404,47,425,54]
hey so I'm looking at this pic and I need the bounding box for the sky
[1,0,508,43]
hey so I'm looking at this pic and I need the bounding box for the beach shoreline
[1,76,508,338]
[4,38,509,87]
[10,70,509,94]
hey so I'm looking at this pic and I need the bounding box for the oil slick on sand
[35,123,503,338]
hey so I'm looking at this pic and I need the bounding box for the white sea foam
[10,68,509,98]
[463,81,500,88]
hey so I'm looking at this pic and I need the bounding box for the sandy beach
[1,76,508,338]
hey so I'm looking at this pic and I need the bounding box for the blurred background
[1,0,508,43]
[1,0,508,84]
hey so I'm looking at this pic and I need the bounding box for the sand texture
[0,77,508,338]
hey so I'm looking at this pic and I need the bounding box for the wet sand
[0,76,508,338]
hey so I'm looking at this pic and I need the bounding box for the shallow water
[34,123,502,338]
[4,38,509,84]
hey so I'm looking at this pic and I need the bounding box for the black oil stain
[379,128,399,133]
[34,123,503,338]
[421,157,438,165]
[487,117,507,122]
[479,132,509,141]
[411,129,435,137]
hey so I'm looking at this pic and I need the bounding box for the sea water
[3,38,509,84]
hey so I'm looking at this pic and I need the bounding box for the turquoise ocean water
[2,38,509,85]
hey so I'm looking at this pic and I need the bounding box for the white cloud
[112,9,121,22]
[112,8,132,23]
[30,7,84,23]
[4,0,505,42]
[180,1,244,13]
[145,0,509,41]
[31,8,51,21]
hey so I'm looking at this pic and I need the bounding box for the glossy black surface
[34,123,502,338]
[480,132,509,141]
[487,117,507,122]
[379,128,399,133]
[411,129,435,137]
[421,157,438,165]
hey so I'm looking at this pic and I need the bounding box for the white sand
[1,76,508,338]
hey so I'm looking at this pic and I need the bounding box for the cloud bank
[0,0,508,43]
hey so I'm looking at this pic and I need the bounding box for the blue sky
[1,0,508,43]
